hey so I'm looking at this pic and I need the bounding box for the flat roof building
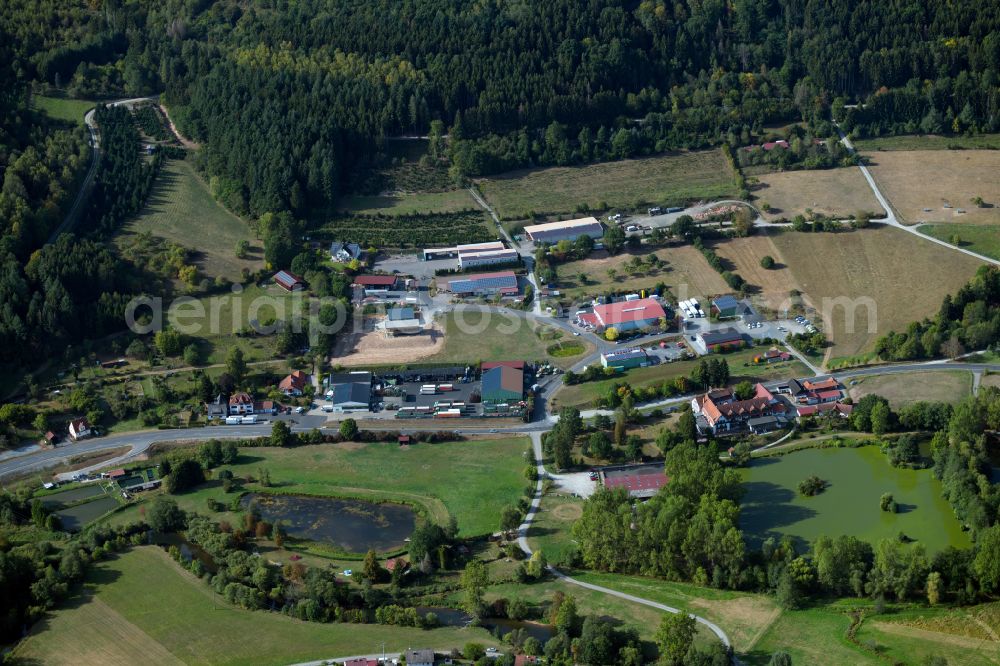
[699,328,744,352]
[447,270,519,297]
[523,217,604,244]
[601,348,650,369]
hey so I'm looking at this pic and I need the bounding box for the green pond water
[740,446,971,553]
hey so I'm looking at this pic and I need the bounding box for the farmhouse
[278,370,309,396]
[68,417,91,441]
[600,463,668,499]
[446,270,519,297]
[353,274,401,295]
[228,392,254,415]
[698,328,744,352]
[758,349,792,364]
[584,297,667,333]
[404,649,435,666]
[522,216,604,244]
[327,371,373,412]
[329,241,362,263]
[691,383,783,434]
[782,377,844,404]
[481,364,525,404]
[796,401,854,419]
[711,294,740,319]
[273,270,305,292]
[601,348,650,369]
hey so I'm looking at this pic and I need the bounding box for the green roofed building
[481,365,524,404]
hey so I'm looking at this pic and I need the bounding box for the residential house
[353,274,401,295]
[273,270,305,292]
[68,417,92,441]
[205,395,228,420]
[691,383,783,434]
[403,649,435,666]
[254,400,278,415]
[796,402,854,419]
[279,370,309,396]
[228,392,254,415]
[329,241,362,263]
[759,349,792,364]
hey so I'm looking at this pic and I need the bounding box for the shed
[274,270,305,292]
[711,295,740,318]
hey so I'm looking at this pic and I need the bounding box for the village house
[228,392,254,415]
[68,417,92,441]
[278,370,309,396]
[205,395,228,420]
[329,241,362,263]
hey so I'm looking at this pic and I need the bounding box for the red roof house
[353,274,399,288]
[692,383,782,434]
[228,392,254,415]
[385,557,409,572]
[278,370,308,396]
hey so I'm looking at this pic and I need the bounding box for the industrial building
[326,371,373,412]
[481,364,524,404]
[446,270,519,297]
[698,328,744,352]
[522,216,604,244]
[422,241,519,270]
[600,348,650,369]
[711,295,740,318]
[580,297,667,333]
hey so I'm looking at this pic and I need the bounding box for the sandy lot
[848,371,972,407]
[332,318,444,366]
[864,150,1000,224]
[755,168,884,220]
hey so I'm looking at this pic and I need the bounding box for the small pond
[240,493,415,553]
[55,496,120,531]
[741,446,971,553]
[39,484,106,507]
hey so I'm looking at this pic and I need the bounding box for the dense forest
[4,0,1000,219]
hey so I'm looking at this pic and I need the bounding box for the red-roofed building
[68,417,92,441]
[691,383,783,434]
[228,392,254,415]
[797,401,854,419]
[343,659,378,666]
[385,557,409,572]
[514,656,540,666]
[105,468,126,479]
[601,464,669,499]
[762,139,790,151]
[273,270,305,292]
[353,274,401,295]
[592,297,667,333]
[279,370,308,396]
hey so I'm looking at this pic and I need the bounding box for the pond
[54,496,120,531]
[740,446,971,553]
[39,484,106,507]
[240,493,415,554]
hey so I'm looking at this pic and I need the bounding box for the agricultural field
[427,309,593,369]
[319,210,494,249]
[855,134,1000,151]
[108,437,530,538]
[33,94,96,124]
[767,226,984,363]
[552,347,808,410]
[554,246,728,305]
[338,189,478,216]
[848,371,973,407]
[14,546,497,666]
[115,158,263,282]
[476,150,736,219]
[863,150,1000,225]
[919,223,1000,261]
[753,168,883,220]
[740,445,971,553]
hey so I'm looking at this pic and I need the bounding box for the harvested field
[769,226,984,361]
[707,234,796,303]
[556,246,728,304]
[332,318,444,366]
[864,150,1000,225]
[477,150,736,219]
[848,371,972,407]
[753,168,883,220]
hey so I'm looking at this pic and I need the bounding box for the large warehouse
[582,297,667,333]
[522,217,604,244]
[446,270,519,297]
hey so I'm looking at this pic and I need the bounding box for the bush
[760,255,775,269]
[797,475,826,496]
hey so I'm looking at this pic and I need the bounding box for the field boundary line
[742,606,783,653]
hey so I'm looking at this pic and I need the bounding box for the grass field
[767,226,984,362]
[428,309,593,369]
[554,246,728,304]
[15,546,497,665]
[116,159,263,281]
[110,438,530,538]
[552,347,808,410]
[864,150,1000,225]
[919,223,1000,261]
[741,445,970,553]
[476,150,736,219]
[573,572,781,655]
[339,189,478,215]
[753,168,883,220]
[855,134,1000,151]
[848,371,973,407]
[526,492,583,564]
[33,94,96,124]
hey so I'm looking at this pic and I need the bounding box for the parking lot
[373,254,455,280]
